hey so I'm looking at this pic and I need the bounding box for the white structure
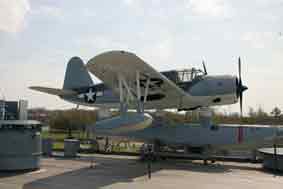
[0,100,5,120]
[0,90,5,120]
[18,100,28,120]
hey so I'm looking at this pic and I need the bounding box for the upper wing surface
[86,51,195,108]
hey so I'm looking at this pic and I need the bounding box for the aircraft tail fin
[63,57,93,90]
[30,56,93,97]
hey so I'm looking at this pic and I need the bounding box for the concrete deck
[0,154,283,189]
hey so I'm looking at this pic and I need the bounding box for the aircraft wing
[86,51,197,109]
[29,86,77,96]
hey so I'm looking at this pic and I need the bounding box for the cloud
[31,5,63,19]
[0,0,30,33]
[241,32,279,49]
[139,38,174,69]
[122,0,135,6]
[123,0,161,6]
[187,0,233,18]
[0,57,72,109]
[74,35,131,55]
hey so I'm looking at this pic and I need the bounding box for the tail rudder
[63,57,93,90]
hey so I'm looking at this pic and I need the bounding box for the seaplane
[30,50,248,133]
[31,51,248,113]
[30,51,283,161]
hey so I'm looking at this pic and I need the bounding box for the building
[0,100,30,121]
[19,100,28,120]
[0,100,5,120]
[0,101,19,120]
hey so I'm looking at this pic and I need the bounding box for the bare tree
[271,107,281,118]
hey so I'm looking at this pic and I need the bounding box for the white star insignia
[85,88,95,102]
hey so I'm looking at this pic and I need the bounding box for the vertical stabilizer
[63,57,93,90]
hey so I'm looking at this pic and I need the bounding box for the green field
[42,130,141,153]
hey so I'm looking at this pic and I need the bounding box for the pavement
[0,154,283,189]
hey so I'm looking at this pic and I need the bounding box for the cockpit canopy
[161,68,205,84]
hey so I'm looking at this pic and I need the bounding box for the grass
[111,143,141,153]
[50,141,141,153]
[53,142,64,151]
[42,130,142,153]
[42,130,90,140]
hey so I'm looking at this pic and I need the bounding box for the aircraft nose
[235,76,248,116]
[243,85,248,92]
[236,77,248,97]
[239,84,248,93]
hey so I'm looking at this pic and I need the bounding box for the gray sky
[0,0,282,114]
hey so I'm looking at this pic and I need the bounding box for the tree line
[30,106,283,132]
[159,106,283,125]
[48,109,97,130]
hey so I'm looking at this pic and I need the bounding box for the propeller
[236,57,248,117]
[202,60,207,75]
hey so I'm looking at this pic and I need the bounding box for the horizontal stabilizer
[29,86,77,96]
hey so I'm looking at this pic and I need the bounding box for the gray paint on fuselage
[187,76,236,96]
[60,72,238,109]
[157,71,237,97]
[61,83,119,106]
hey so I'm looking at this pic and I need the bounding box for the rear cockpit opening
[162,68,205,84]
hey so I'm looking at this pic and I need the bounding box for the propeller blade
[238,57,242,81]
[236,56,248,117]
[202,60,207,75]
[240,92,243,117]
